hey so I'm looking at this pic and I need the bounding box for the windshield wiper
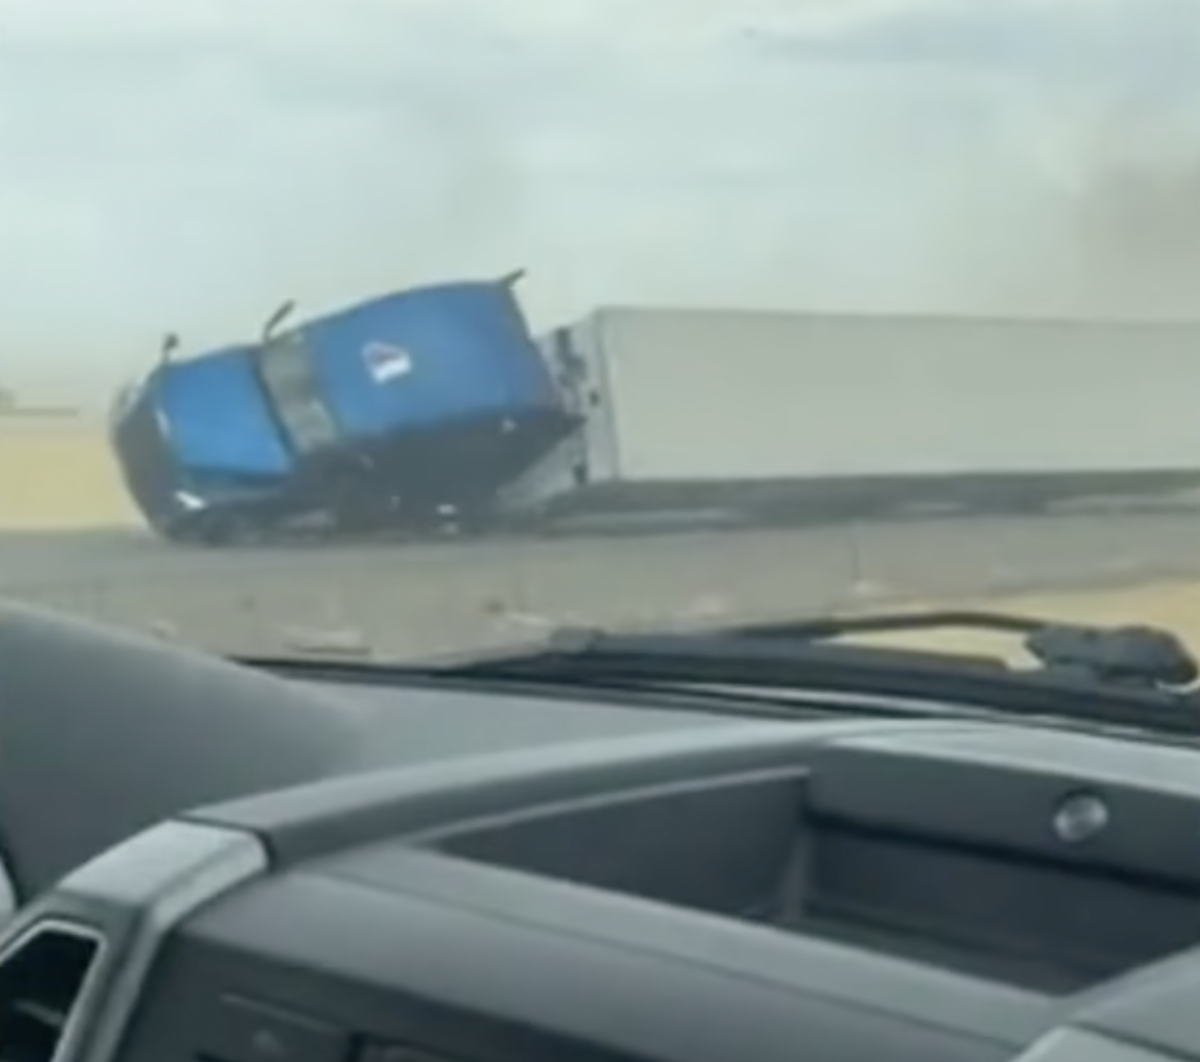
[723,609,1199,688]
[439,611,1200,736]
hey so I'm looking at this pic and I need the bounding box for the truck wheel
[446,505,495,539]
[188,512,263,548]
[332,502,392,537]
[155,520,194,546]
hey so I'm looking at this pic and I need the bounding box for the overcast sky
[3,0,1199,398]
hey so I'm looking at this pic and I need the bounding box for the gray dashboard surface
[10,604,1200,1062]
[0,601,749,896]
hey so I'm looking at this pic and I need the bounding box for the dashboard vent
[0,923,103,1062]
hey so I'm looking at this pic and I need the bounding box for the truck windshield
[256,333,341,456]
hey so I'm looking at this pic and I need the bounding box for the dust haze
[955,90,1200,321]
[8,0,1200,406]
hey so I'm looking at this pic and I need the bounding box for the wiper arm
[723,609,1199,689]
[440,614,1200,737]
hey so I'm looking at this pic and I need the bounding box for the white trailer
[494,307,1200,530]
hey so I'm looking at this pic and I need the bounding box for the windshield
[2,0,1200,668]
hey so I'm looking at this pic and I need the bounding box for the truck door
[255,332,342,457]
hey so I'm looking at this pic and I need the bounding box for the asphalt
[2,509,1198,659]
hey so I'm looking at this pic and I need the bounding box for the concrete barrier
[4,511,1197,660]
[0,412,137,529]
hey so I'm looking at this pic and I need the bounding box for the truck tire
[166,511,266,548]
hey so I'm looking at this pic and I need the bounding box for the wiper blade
[723,608,1200,689]
[441,617,1200,737]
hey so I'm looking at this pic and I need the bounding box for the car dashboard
[2,602,1200,1062]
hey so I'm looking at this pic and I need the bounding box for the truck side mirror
[262,299,297,341]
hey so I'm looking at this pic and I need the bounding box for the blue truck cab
[109,275,577,543]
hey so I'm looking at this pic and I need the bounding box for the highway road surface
[1,509,1197,659]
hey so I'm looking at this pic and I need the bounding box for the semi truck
[109,274,577,544]
[114,295,1200,545]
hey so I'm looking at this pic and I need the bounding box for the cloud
[1,0,1198,397]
